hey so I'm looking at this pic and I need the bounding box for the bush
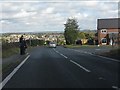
[30,39,45,46]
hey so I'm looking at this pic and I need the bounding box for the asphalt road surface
[3,46,119,88]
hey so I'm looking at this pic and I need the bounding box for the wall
[98,29,119,45]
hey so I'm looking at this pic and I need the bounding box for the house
[97,18,120,45]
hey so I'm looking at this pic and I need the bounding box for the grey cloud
[0,1,118,33]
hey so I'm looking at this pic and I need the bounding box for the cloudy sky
[0,0,119,33]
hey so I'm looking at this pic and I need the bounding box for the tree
[64,18,79,45]
[78,32,86,39]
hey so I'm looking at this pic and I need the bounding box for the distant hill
[80,29,97,33]
[1,31,64,35]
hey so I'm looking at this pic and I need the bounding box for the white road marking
[53,48,68,59]
[0,55,30,89]
[54,48,90,72]
[55,51,59,53]
[96,55,120,63]
[112,86,119,89]
[69,49,120,63]
[60,54,68,59]
[98,77,106,80]
[70,60,91,72]
[53,48,60,54]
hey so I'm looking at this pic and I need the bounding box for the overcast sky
[0,0,119,33]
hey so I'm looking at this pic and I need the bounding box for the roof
[97,18,120,30]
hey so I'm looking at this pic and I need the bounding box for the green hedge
[26,39,45,46]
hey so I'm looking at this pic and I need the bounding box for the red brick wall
[98,29,119,45]
[107,29,119,32]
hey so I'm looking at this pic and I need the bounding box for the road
[2,46,119,88]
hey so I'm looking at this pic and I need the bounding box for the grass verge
[2,48,19,58]
[64,45,98,48]
[64,45,117,49]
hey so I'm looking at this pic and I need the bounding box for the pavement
[1,46,119,89]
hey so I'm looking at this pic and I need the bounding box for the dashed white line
[0,55,30,89]
[70,60,91,72]
[53,48,68,59]
[98,77,106,80]
[53,48,91,72]
[60,53,68,59]
[112,86,119,89]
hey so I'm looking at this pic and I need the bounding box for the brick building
[97,18,120,45]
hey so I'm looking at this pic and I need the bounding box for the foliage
[29,39,45,46]
[64,18,79,45]
[84,32,95,39]
[2,42,19,50]
[78,32,86,39]
[45,40,51,45]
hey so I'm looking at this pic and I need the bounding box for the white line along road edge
[70,60,91,73]
[69,49,120,63]
[0,54,30,90]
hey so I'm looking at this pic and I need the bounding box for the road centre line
[60,53,68,59]
[70,60,91,73]
[53,48,91,72]
[112,86,119,89]
[53,48,60,54]
[0,55,30,89]
[53,48,68,59]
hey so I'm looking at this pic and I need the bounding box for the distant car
[49,42,57,48]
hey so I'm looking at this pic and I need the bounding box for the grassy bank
[2,45,40,59]
[64,45,117,49]
[64,45,98,48]
[2,47,19,58]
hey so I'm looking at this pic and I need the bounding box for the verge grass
[2,48,19,58]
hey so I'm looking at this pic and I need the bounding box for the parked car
[49,42,57,48]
